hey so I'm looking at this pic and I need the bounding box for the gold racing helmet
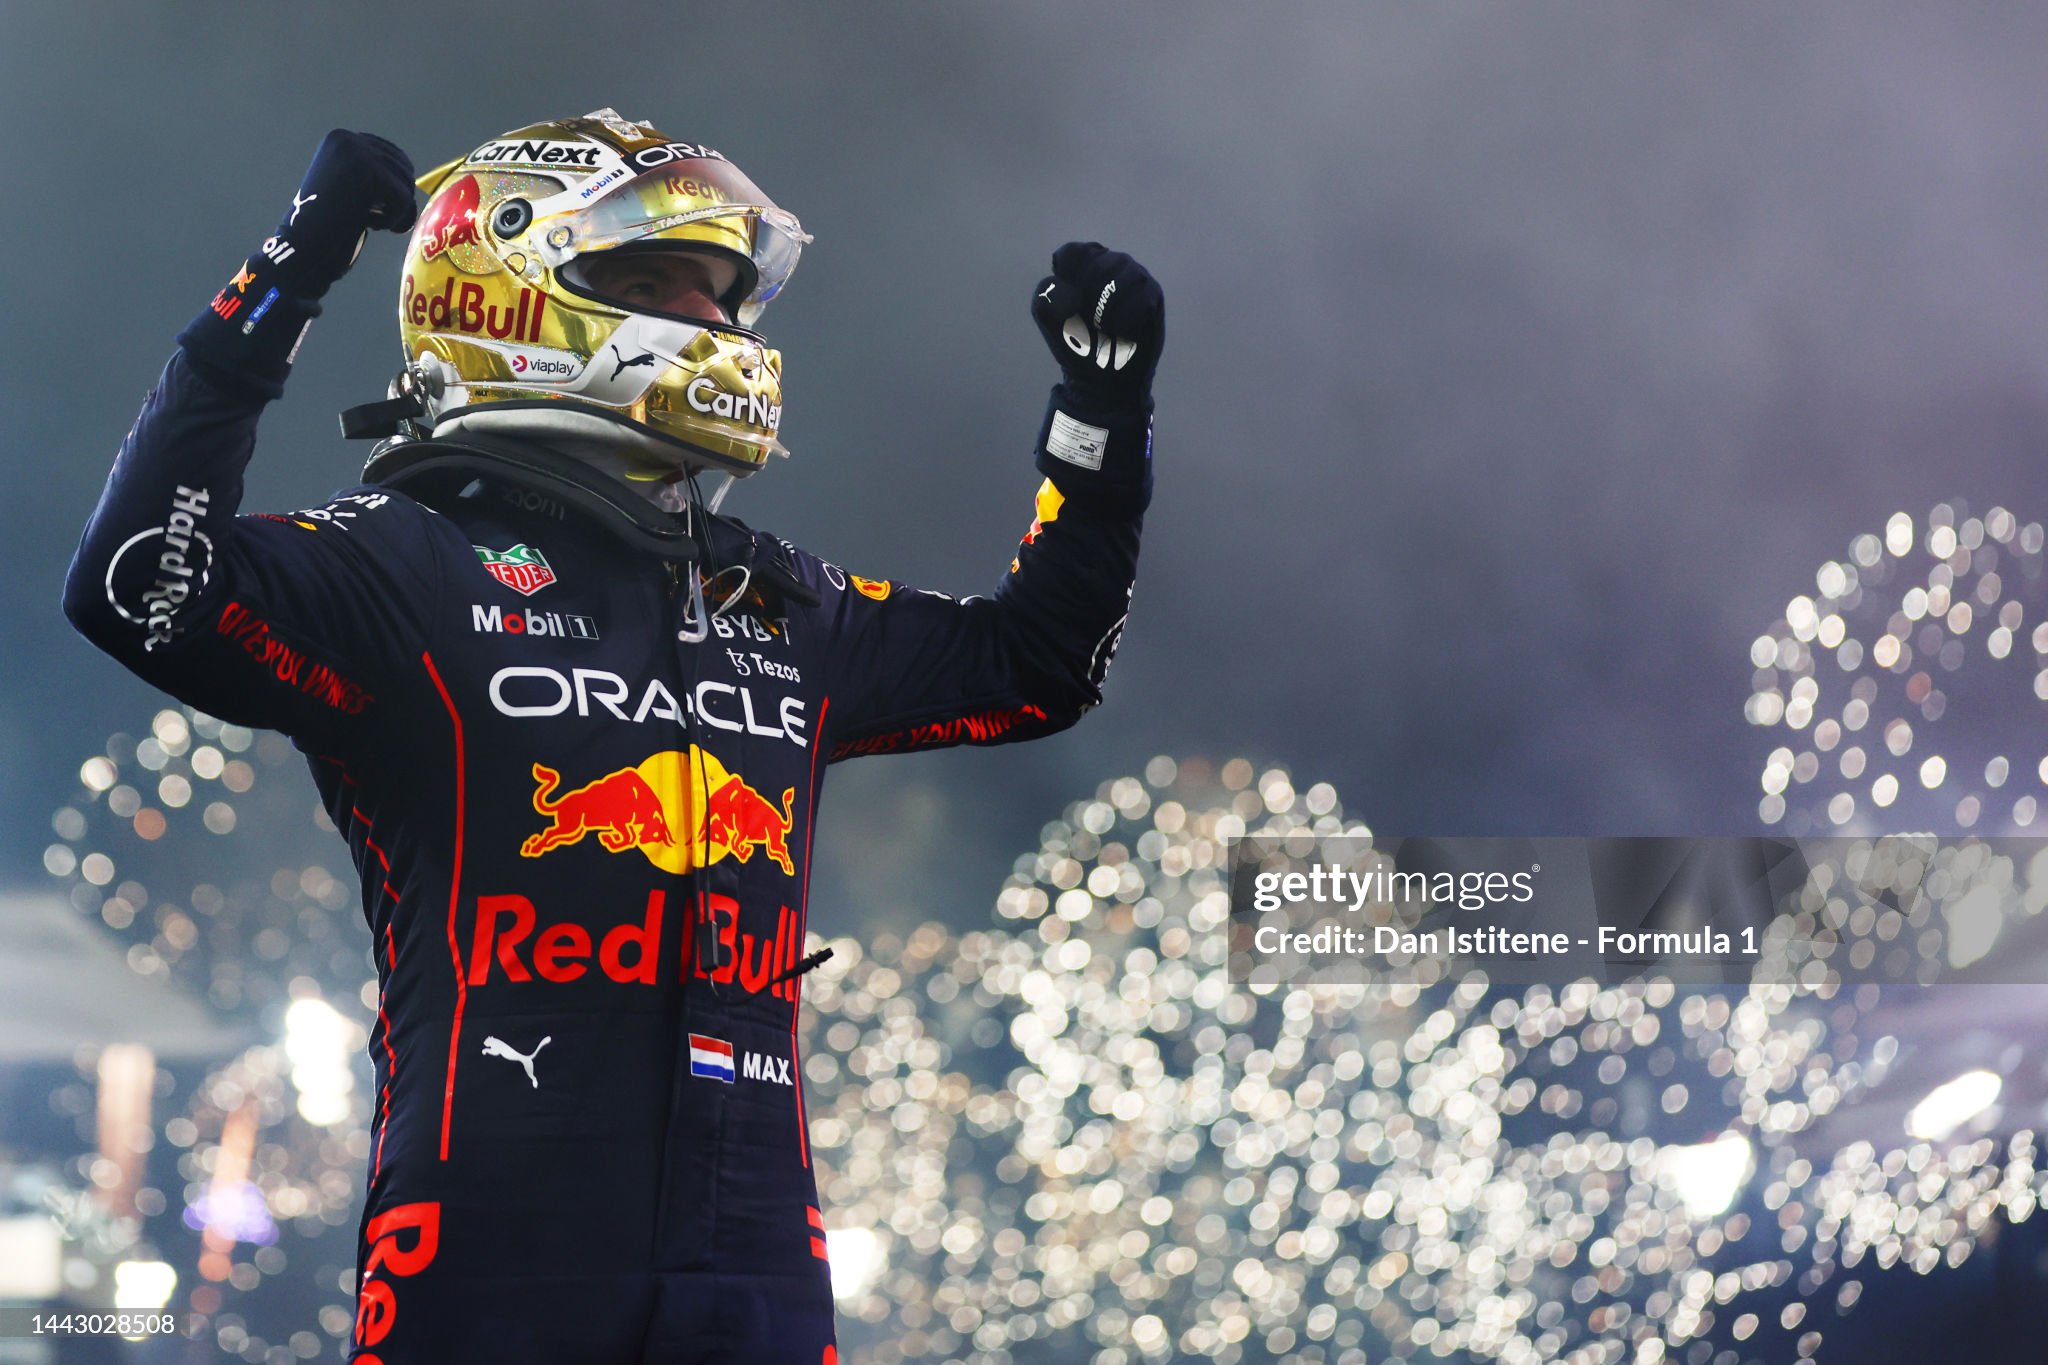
[397,108,810,486]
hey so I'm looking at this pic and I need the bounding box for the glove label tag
[1046,410,1109,471]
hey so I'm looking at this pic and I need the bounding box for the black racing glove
[1029,242,1164,512]
[177,130,418,399]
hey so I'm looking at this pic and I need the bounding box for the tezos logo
[725,649,802,682]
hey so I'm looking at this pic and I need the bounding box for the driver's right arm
[62,351,446,749]
[61,130,438,750]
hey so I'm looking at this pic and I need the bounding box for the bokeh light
[1750,501,2048,836]
[34,714,2048,1362]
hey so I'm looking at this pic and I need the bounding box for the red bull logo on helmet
[418,174,482,261]
[410,279,549,343]
[520,747,795,876]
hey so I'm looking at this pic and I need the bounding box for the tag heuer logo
[474,543,558,597]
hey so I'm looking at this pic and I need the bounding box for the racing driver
[63,111,1162,1363]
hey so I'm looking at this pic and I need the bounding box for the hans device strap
[361,433,704,565]
[358,433,819,610]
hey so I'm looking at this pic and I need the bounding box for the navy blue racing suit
[63,351,1146,1363]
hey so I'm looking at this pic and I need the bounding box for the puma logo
[291,190,318,224]
[481,1034,552,1088]
[1038,281,1056,303]
[609,345,658,382]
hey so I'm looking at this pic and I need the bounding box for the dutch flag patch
[688,1034,736,1083]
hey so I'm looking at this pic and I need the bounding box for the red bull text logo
[353,1201,440,1363]
[521,748,795,875]
[469,891,807,1001]
[406,275,549,343]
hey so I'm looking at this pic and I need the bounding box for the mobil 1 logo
[473,604,599,641]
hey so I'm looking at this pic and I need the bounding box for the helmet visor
[538,157,809,324]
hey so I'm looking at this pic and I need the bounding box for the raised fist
[178,130,418,396]
[267,130,419,292]
[1030,241,1164,411]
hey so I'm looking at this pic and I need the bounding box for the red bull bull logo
[418,174,482,261]
[520,748,795,876]
[521,766,673,856]
[702,769,796,874]
[1013,477,1065,572]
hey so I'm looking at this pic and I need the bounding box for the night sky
[12,3,2048,933]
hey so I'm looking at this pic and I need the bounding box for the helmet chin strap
[338,364,431,441]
